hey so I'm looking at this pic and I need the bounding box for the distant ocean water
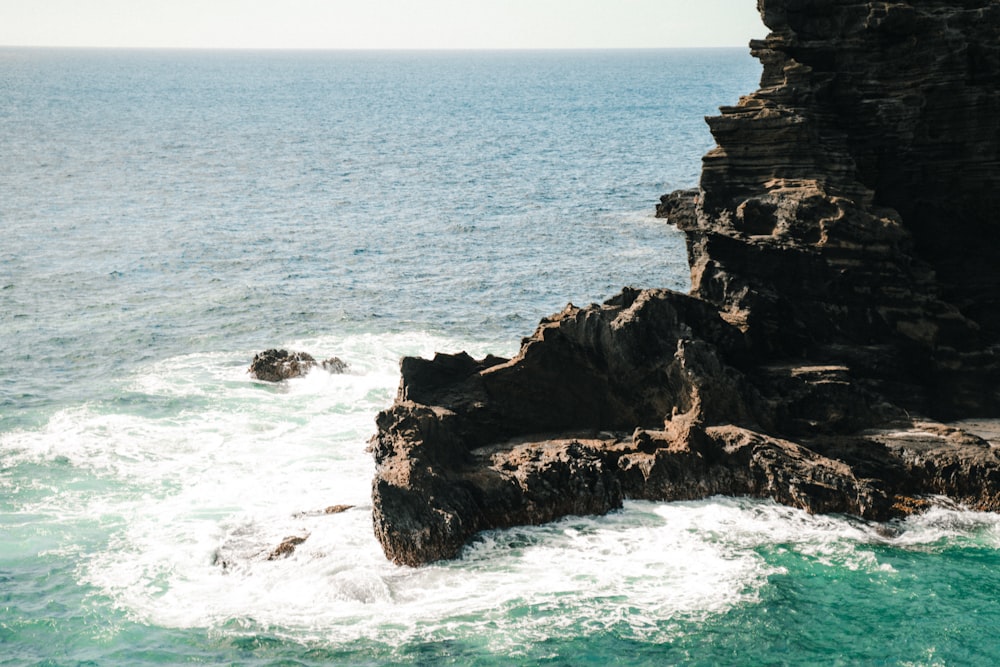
[3,48,1000,666]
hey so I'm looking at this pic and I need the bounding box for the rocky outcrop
[655,188,699,226]
[249,349,348,382]
[372,289,1000,565]
[371,0,1000,566]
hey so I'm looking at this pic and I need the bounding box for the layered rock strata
[372,0,1000,566]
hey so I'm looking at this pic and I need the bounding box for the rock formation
[371,0,1000,566]
[249,349,348,382]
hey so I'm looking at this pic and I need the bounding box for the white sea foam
[86,493,973,651]
[889,502,1000,549]
[80,496,893,649]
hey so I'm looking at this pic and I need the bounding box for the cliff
[695,0,1000,417]
[371,0,1000,566]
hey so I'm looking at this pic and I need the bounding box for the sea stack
[371,0,1000,566]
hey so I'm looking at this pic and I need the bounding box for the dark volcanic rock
[250,349,317,382]
[371,0,1000,566]
[693,0,1000,417]
[249,349,348,382]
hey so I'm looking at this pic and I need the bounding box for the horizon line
[0,43,755,52]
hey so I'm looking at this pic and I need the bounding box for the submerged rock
[371,0,1000,567]
[321,357,349,374]
[214,506,354,570]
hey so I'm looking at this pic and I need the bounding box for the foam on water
[85,500,784,648]
[892,502,1000,550]
[81,494,1000,653]
[6,327,1000,656]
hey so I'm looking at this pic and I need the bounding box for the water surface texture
[4,48,998,666]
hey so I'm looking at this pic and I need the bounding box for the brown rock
[266,534,309,560]
[324,504,353,514]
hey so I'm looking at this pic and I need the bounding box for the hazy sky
[0,0,765,49]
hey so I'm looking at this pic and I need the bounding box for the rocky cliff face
[371,0,1000,566]
[695,0,1000,418]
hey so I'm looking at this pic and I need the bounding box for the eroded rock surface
[371,0,1000,566]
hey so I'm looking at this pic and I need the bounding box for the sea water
[2,48,1000,666]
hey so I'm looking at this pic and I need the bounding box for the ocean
[3,47,1000,666]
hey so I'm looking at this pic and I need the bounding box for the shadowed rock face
[696,0,1000,418]
[371,0,1000,567]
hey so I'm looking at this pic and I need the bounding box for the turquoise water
[3,48,1000,666]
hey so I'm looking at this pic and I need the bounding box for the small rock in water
[324,504,354,514]
[249,349,348,381]
[249,349,317,382]
[267,534,310,560]
[291,504,355,518]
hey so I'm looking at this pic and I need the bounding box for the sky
[0,0,765,50]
